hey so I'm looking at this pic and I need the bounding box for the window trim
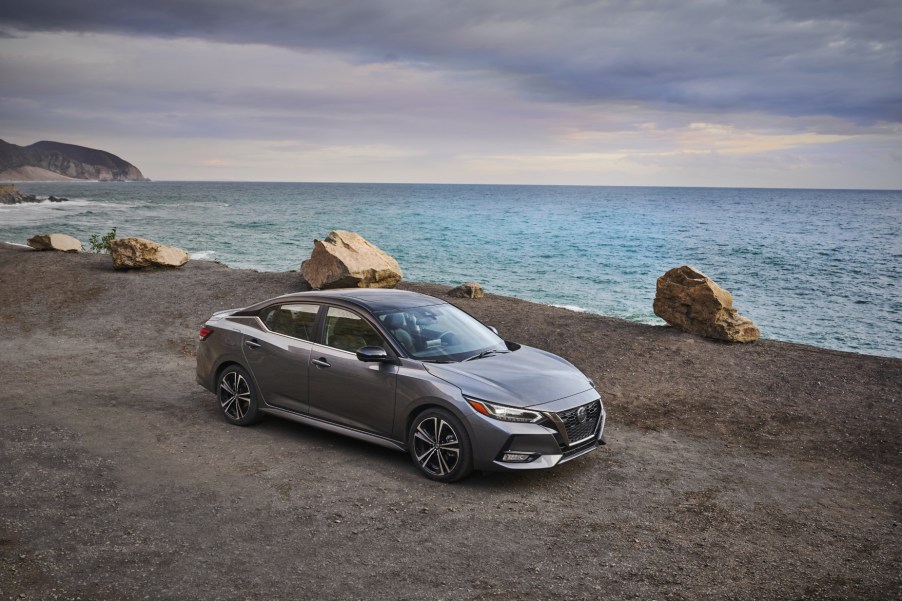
[317,303,403,357]
[257,302,322,342]
[320,305,391,355]
[255,300,404,357]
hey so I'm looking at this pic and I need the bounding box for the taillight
[199,327,213,341]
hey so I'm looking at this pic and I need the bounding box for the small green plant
[88,227,117,253]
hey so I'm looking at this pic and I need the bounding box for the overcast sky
[2,0,900,188]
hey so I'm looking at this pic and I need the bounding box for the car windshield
[376,304,507,362]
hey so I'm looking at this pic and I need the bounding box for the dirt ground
[1,243,899,600]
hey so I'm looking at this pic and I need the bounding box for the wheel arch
[403,398,473,446]
[213,359,242,387]
[211,358,258,394]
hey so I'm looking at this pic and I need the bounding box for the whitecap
[550,303,587,313]
[0,197,130,209]
[191,250,217,260]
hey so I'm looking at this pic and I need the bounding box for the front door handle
[312,358,331,368]
[245,339,261,350]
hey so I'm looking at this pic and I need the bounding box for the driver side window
[323,307,384,353]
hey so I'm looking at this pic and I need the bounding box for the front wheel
[408,409,473,482]
[217,365,262,426]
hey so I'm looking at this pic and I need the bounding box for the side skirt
[259,406,406,452]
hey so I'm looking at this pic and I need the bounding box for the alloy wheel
[220,371,251,421]
[412,416,461,477]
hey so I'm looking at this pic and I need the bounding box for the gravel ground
[1,243,899,600]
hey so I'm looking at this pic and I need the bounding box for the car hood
[422,345,592,408]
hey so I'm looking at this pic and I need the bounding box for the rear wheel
[217,365,262,426]
[408,409,472,482]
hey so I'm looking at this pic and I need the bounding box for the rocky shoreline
[0,242,899,600]
[0,183,69,205]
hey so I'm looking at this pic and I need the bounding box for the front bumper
[465,389,606,472]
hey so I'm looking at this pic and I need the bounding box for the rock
[0,183,39,205]
[109,237,189,270]
[48,195,69,203]
[301,230,402,289]
[26,233,82,253]
[448,282,485,298]
[653,265,760,342]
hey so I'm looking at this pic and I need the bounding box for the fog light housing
[501,452,537,463]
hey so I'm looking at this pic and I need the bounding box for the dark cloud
[2,0,900,123]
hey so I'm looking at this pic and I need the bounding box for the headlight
[465,397,543,423]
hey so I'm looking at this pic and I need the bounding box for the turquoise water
[2,181,900,358]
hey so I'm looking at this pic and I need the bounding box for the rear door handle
[312,358,331,368]
[245,339,261,350]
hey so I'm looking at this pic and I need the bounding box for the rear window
[260,304,319,341]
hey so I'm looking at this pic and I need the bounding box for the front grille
[562,436,598,458]
[536,415,564,447]
[556,399,601,446]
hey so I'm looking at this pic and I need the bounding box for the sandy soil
[0,166,78,182]
[1,243,899,600]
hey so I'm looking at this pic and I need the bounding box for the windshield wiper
[463,349,510,362]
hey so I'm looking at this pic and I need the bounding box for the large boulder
[653,265,760,343]
[301,230,402,289]
[27,233,82,252]
[109,237,189,270]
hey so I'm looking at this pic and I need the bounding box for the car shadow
[243,413,602,490]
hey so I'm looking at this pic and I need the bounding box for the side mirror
[356,345,393,362]
[487,326,499,335]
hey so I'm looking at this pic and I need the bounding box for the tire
[408,408,473,482]
[217,365,262,426]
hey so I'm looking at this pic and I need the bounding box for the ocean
[1,181,900,358]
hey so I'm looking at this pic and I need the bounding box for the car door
[242,303,320,414]
[307,306,398,437]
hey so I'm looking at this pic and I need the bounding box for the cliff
[0,139,149,182]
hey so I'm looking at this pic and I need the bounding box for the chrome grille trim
[544,411,570,446]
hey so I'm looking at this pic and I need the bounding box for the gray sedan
[196,289,606,482]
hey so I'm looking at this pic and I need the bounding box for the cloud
[1,2,900,187]
[2,0,900,123]
[0,30,562,148]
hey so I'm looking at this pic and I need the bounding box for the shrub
[88,227,117,253]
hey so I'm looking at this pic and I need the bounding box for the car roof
[245,288,447,313]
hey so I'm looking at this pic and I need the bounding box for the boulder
[653,265,760,342]
[301,230,402,289]
[0,183,39,205]
[109,237,189,270]
[26,233,82,253]
[448,282,485,298]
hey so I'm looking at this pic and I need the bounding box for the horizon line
[9,179,901,193]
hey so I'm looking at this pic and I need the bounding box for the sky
[1,0,901,188]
